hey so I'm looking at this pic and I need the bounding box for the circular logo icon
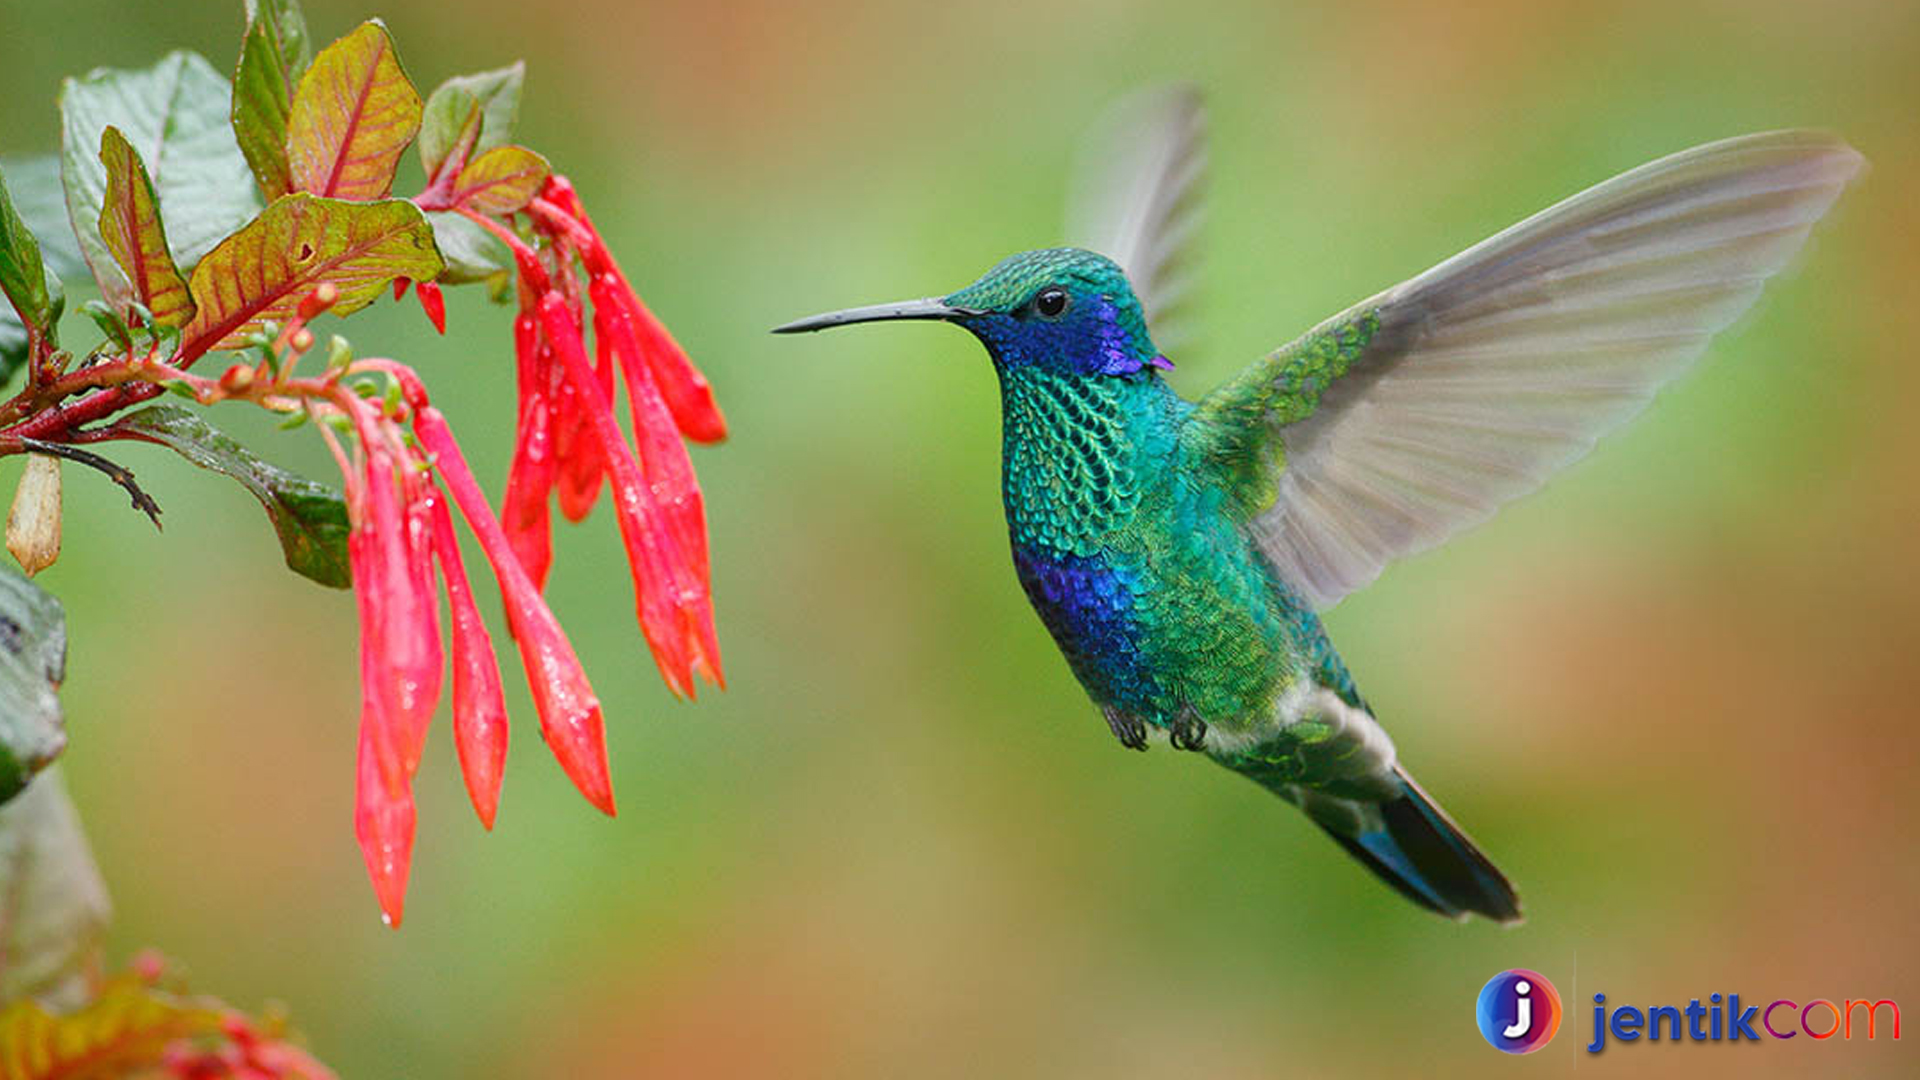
[1476,969,1561,1054]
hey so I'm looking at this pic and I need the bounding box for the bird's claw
[1103,707,1149,751]
[1169,710,1209,752]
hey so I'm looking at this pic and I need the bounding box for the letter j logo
[1477,969,1562,1054]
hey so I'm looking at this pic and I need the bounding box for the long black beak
[771,297,982,334]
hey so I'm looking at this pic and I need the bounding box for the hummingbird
[774,90,1861,923]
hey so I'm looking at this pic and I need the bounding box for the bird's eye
[1033,286,1069,318]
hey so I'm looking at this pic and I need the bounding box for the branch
[17,438,163,529]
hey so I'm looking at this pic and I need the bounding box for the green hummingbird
[775,90,1861,922]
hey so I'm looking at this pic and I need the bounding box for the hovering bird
[775,90,1861,923]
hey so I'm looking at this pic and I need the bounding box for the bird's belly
[1012,546,1164,715]
[1012,537,1300,732]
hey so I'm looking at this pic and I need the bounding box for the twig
[18,438,163,529]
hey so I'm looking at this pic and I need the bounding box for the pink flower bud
[416,280,446,335]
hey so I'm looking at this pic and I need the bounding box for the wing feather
[1191,130,1863,609]
[1067,85,1207,349]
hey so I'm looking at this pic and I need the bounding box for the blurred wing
[1067,85,1206,349]
[1191,130,1863,610]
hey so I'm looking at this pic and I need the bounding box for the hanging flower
[324,363,615,925]
[449,174,726,698]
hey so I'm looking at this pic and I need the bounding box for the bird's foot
[1102,707,1149,751]
[1169,710,1209,752]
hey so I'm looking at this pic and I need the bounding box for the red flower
[461,175,726,697]
[328,371,614,926]
[429,493,509,830]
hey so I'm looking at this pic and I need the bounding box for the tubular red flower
[539,292,701,698]
[554,309,612,522]
[415,404,615,815]
[360,436,442,772]
[349,525,406,807]
[591,274,722,686]
[536,178,727,444]
[624,289,726,445]
[416,280,447,334]
[499,312,556,589]
[400,481,445,766]
[429,492,509,830]
[547,295,603,523]
[355,707,415,928]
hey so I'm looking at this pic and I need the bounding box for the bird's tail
[1253,763,1522,924]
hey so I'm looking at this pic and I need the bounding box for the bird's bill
[770,297,982,334]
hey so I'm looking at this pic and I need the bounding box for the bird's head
[774,247,1166,377]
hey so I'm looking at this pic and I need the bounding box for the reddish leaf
[96,126,194,328]
[285,21,421,200]
[180,194,441,353]
[446,144,549,215]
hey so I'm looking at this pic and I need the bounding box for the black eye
[1033,286,1069,318]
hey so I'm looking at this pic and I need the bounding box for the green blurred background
[2,0,1916,1075]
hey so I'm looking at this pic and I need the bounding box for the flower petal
[428,490,509,829]
[592,274,722,687]
[355,716,415,928]
[540,292,699,698]
[540,177,726,443]
[362,442,442,773]
[416,279,446,334]
[415,405,615,815]
[554,308,612,522]
[500,311,556,589]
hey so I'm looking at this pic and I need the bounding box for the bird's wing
[1187,130,1862,610]
[1066,85,1207,351]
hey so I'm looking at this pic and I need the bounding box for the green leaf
[450,144,549,215]
[0,160,77,384]
[81,299,133,357]
[96,127,195,330]
[0,318,24,385]
[0,564,66,808]
[0,770,109,1010]
[114,404,351,588]
[418,61,524,181]
[285,21,422,200]
[0,157,87,281]
[424,210,509,287]
[181,193,441,353]
[0,163,63,388]
[232,0,312,199]
[60,51,262,312]
[0,166,57,342]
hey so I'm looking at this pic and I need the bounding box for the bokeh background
[1,0,1916,1076]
